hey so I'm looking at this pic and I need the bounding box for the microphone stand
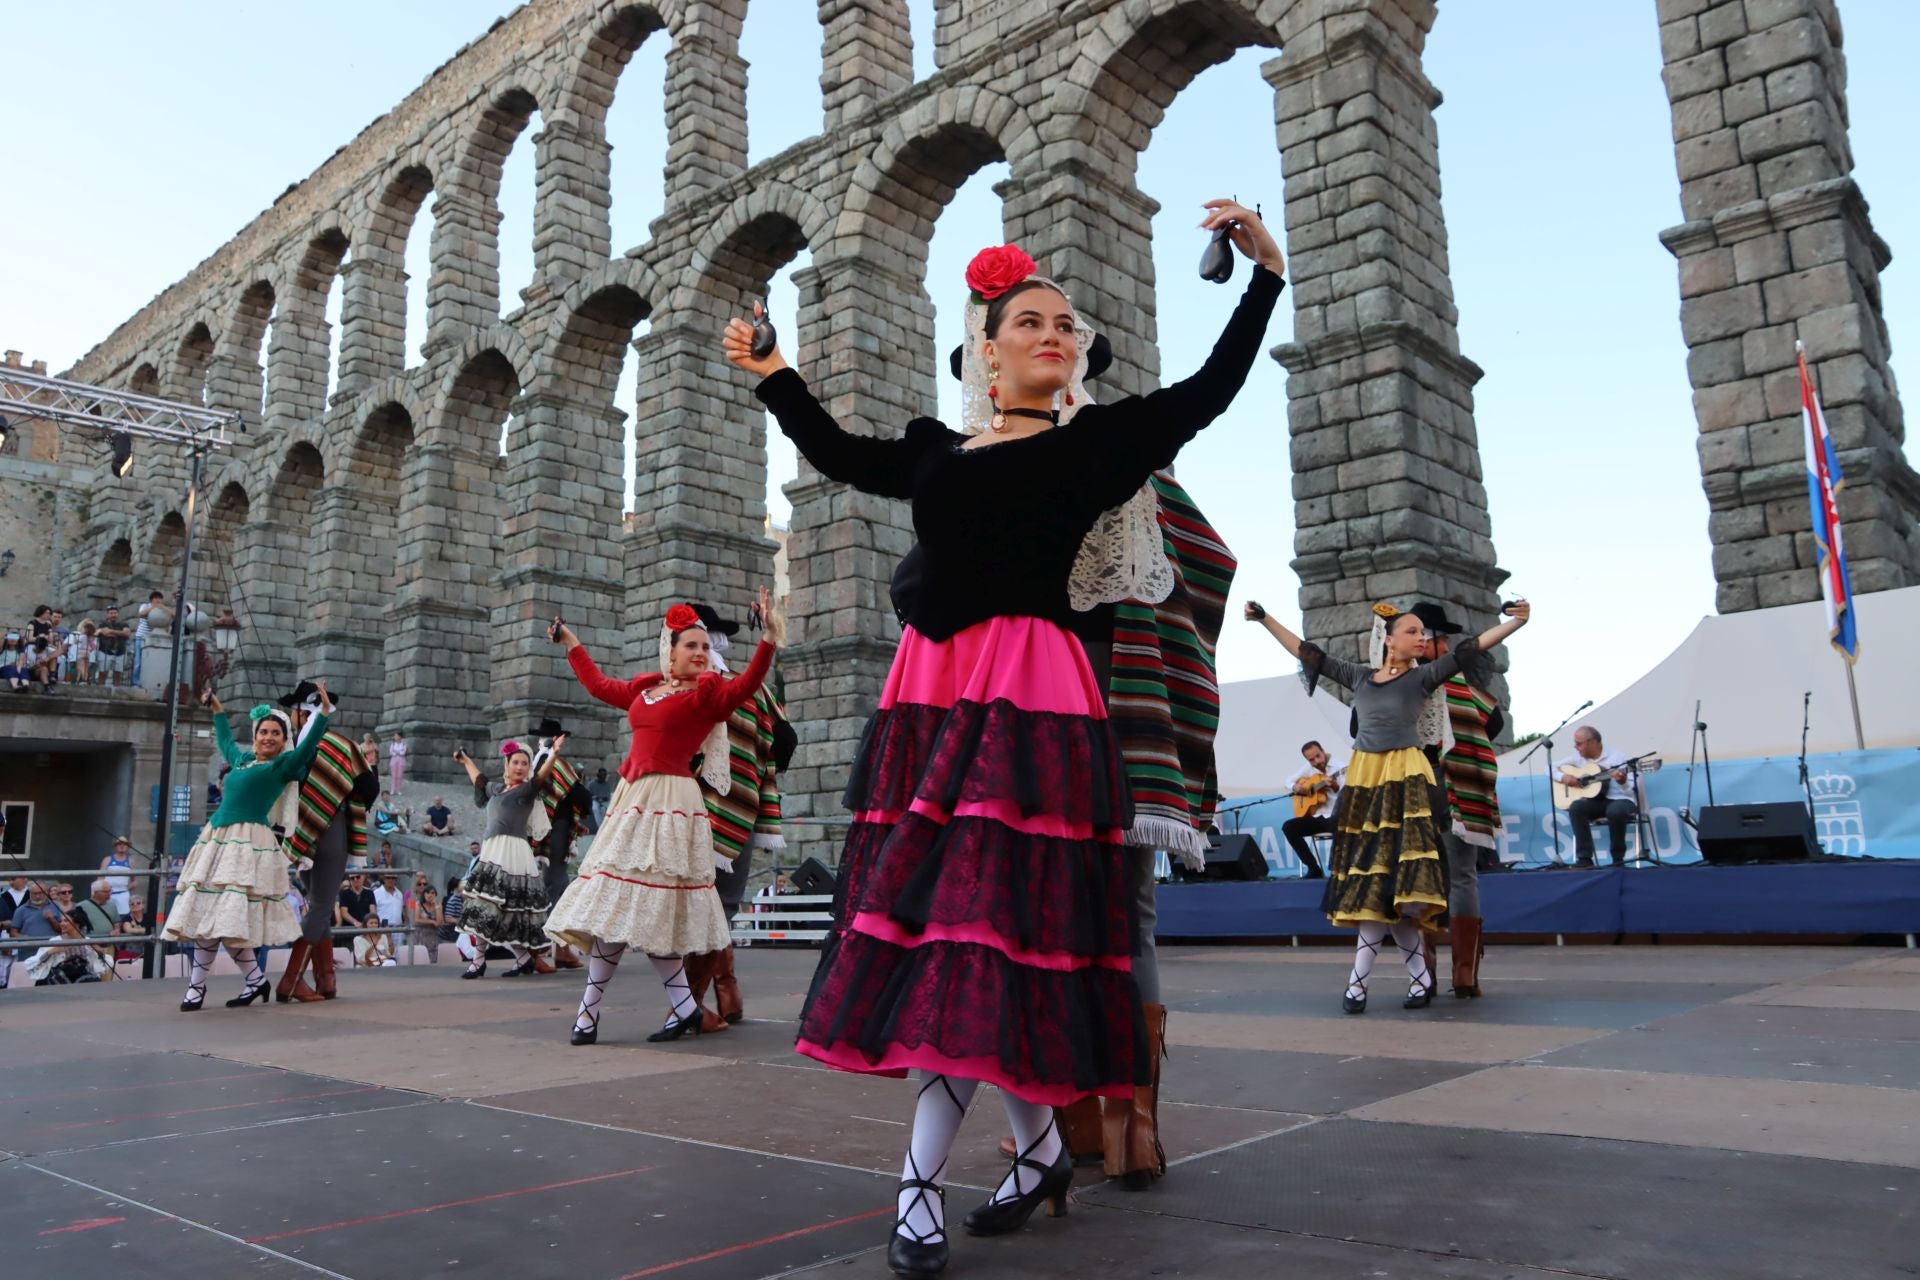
[1797,691,1815,820]
[1520,699,1592,868]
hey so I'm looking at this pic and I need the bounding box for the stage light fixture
[110,430,135,478]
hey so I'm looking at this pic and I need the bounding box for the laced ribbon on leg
[462,935,485,975]
[229,945,263,988]
[648,954,695,1026]
[991,1094,1065,1204]
[1347,921,1389,1000]
[898,1072,979,1246]
[187,941,218,1003]
[575,940,625,1036]
[1389,918,1433,998]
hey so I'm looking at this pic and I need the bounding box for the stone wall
[55,0,1516,861]
[1658,0,1919,611]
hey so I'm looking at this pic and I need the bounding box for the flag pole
[1800,339,1867,751]
[1843,659,1864,750]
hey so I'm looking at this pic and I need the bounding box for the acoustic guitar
[1292,773,1336,818]
[1552,757,1660,810]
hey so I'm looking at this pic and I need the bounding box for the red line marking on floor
[32,1087,381,1134]
[40,1216,127,1236]
[245,1166,657,1244]
[13,1070,261,1105]
[615,1206,894,1279]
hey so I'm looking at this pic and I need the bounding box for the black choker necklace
[993,405,1059,431]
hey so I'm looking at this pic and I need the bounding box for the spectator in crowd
[46,610,69,680]
[100,837,135,916]
[371,873,407,967]
[27,604,55,651]
[372,797,409,836]
[409,875,443,964]
[336,872,378,965]
[132,590,164,684]
[423,796,456,837]
[388,731,408,796]
[71,879,124,968]
[116,893,151,967]
[1,632,27,691]
[66,619,97,685]
[586,768,614,832]
[358,731,379,771]
[374,839,396,869]
[443,876,473,965]
[10,881,62,939]
[465,840,481,868]
[95,606,131,687]
[0,875,31,988]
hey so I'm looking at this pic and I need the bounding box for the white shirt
[1556,748,1636,803]
[1283,760,1346,820]
[372,885,407,926]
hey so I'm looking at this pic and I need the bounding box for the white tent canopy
[1213,587,1920,799]
[1495,584,1919,770]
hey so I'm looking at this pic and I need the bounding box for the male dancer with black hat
[1410,601,1504,999]
[677,599,789,1024]
[274,680,380,1002]
[528,718,589,971]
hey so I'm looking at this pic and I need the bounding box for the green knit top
[207,711,330,828]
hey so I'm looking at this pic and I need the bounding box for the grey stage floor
[3,941,1917,1279]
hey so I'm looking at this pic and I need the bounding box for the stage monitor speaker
[790,856,837,896]
[1696,803,1820,864]
[1200,833,1268,881]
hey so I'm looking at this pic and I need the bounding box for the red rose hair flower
[965,245,1038,301]
[664,603,701,633]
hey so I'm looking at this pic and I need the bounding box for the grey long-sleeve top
[472,776,542,843]
[1299,638,1481,754]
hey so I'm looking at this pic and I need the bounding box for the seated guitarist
[1557,726,1637,867]
[1280,740,1343,879]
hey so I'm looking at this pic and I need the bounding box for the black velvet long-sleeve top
[755,266,1283,641]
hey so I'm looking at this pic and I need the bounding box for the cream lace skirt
[162,821,301,947]
[544,773,731,956]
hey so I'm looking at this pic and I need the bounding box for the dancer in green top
[163,683,334,1011]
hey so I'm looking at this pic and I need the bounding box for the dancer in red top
[544,589,780,1045]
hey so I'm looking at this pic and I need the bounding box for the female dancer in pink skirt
[724,199,1284,1276]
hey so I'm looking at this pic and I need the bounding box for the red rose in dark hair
[664,603,700,632]
[965,245,1038,302]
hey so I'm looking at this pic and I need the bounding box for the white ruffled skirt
[544,773,731,956]
[161,821,301,947]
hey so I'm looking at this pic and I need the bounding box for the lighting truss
[0,365,239,448]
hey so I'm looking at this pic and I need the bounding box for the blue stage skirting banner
[1155,862,1920,939]
[1217,748,1920,874]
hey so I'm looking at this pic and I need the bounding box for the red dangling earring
[1065,392,1074,406]
[989,364,1006,432]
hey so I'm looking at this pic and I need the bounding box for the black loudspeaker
[1696,803,1821,864]
[790,856,837,896]
[1199,833,1269,881]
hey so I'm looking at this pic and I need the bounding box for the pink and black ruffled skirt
[794,616,1146,1104]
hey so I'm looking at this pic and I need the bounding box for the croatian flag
[1798,343,1858,662]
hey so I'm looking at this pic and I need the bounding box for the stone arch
[146,510,187,582]
[428,326,533,443]
[687,182,832,300]
[265,228,350,425]
[129,362,160,396]
[349,398,417,480]
[555,3,677,126]
[199,478,252,619]
[428,85,547,336]
[841,91,1043,271]
[213,279,277,427]
[342,161,435,385]
[170,322,215,404]
[1051,0,1281,168]
[537,281,652,409]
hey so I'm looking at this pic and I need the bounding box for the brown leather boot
[712,945,743,1024]
[684,951,716,1006]
[1102,1002,1167,1191]
[1450,916,1483,998]
[532,949,557,975]
[312,937,338,999]
[274,939,323,1004]
[553,946,583,970]
[998,1097,1106,1164]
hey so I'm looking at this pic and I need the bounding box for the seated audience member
[423,796,455,837]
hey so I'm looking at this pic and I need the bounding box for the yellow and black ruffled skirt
[1322,748,1449,930]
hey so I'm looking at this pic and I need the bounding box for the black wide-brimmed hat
[948,331,1113,383]
[689,603,741,637]
[529,717,567,739]
[1410,602,1466,636]
[277,679,341,709]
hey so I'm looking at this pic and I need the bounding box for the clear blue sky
[6,2,1917,737]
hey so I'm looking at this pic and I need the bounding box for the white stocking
[1347,921,1389,999]
[462,936,485,973]
[648,954,695,1025]
[575,940,625,1035]
[188,941,218,1000]
[229,945,262,987]
[1389,918,1433,997]
[991,1092,1064,1204]
[897,1072,978,1245]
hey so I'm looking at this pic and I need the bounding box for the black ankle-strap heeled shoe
[888,1178,949,1276]
[962,1147,1071,1237]
[644,1006,705,1043]
[570,1011,599,1047]
[226,980,270,1008]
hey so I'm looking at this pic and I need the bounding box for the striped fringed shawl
[1440,675,1501,849]
[284,730,370,860]
[1106,472,1236,858]
[537,755,583,836]
[701,685,785,859]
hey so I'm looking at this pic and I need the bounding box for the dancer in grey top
[452,736,566,977]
